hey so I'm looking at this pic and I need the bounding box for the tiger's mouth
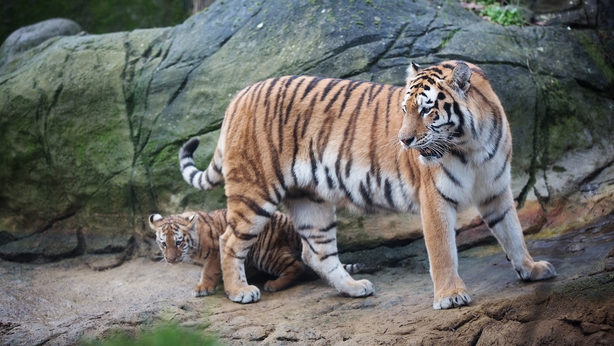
[418,147,443,159]
[164,254,183,264]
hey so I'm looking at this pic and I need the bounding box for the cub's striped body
[148,209,363,296]
[180,61,555,307]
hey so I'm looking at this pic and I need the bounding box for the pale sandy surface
[1,219,614,345]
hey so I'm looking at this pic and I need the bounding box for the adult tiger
[179,60,556,308]
[148,209,365,296]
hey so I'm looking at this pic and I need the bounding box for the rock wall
[0,0,613,262]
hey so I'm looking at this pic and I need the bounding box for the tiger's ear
[448,63,472,97]
[148,214,163,229]
[406,62,422,83]
[187,214,198,223]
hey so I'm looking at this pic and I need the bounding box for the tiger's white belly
[289,157,419,214]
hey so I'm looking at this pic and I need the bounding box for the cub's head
[398,61,473,162]
[148,213,197,264]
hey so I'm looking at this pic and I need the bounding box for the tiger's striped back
[181,77,420,214]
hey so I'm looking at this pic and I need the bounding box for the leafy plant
[480,4,527,26]
[460,0,527,26]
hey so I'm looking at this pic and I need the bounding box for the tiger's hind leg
[219,198,277,304]
[283,198,374,297]
[478,187,556,281]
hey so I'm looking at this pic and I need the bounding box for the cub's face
[398,62,472,162]
[148,214,196,264]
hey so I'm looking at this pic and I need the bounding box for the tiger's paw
[339,279,375,297]
[192,284,216,297]
[433,288,471,310]
[528,260,556,281]
[226,285,261,304]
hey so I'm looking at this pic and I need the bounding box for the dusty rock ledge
[1,209,613,346]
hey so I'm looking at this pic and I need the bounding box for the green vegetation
[81,323,221,346]
[1,0,189,44]
[480,4,526,26]
[461,0,527,26]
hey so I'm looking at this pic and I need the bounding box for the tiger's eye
[175,240,182,246]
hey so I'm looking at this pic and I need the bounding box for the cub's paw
[528,260,556,281]
[226,285,261,304]
[192,284,216,297]
[263,282,279,292]
[263,279,291,292]
[339,279,375,297]
[433,289,471,310]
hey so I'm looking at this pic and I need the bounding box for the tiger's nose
[399,136,415,147]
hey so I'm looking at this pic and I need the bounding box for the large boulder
[0,0,613,262]
[0,18,82,67]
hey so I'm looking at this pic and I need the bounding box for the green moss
[548,116,588,158]
[539,79,579,164]
[439,29,460,50]
[550,272,614,302]
[573,31,614,85]
[552,165,566,173]
[336,214,388,251]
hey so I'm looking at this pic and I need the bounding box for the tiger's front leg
[420,186,472,309]
[284,199,374,297]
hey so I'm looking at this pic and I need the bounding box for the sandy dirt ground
[1,216,614,346]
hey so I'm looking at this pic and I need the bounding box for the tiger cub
[178,60,556,308]
[148,209,363,297]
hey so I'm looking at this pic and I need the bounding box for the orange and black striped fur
[148,209,364,296]
[179,61,555,307]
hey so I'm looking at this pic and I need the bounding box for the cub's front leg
[420,185,472,309]
[193,248,222,297]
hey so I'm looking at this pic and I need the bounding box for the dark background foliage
[0,0,192,43]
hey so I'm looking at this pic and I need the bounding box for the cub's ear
[406,62,422,83]
[448,63,472,97]
[148,214,163,229]
[186,214,198,233]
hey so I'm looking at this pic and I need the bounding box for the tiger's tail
[179,137,224,190]
[343,263,367,274]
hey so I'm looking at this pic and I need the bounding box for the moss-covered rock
[0,0,613,262]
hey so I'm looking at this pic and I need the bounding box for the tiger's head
[148,213,197,264]
[398,61,473,162]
